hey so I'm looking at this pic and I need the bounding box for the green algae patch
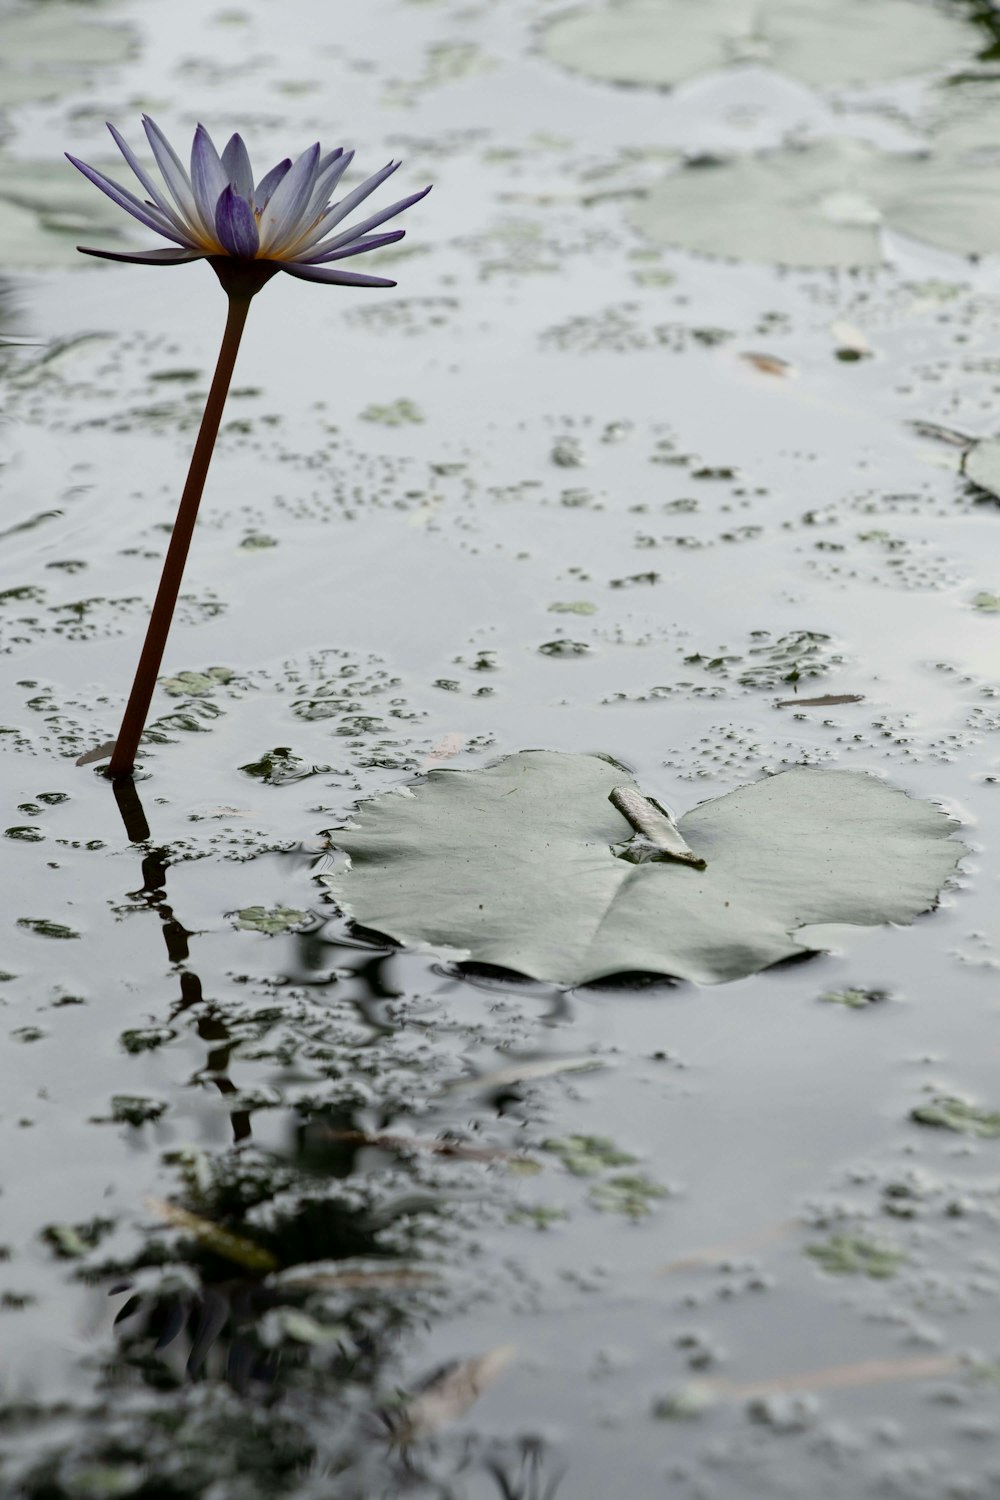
[161,667,236,698]
[239,747,330,785]
[543,1134,638,1176]
[16,918,79,940]
[359,397,425,426]
[106,1096,168,1128]
[589,1173,669,1221]
[806,1232,906,1279]
[234,906,309,936]
[548,600,598,615]
[911,1095,1000,1138]
[41,1218,116,1260]
[819,986,889,1009]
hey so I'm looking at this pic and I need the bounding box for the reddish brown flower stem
[107,292,253,779]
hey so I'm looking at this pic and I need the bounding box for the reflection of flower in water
[110,1147,428,1385]
[486,1440,566,1500]
[68,117,431,285]
[10,787,564,1498]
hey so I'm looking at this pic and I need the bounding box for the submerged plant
[68,117,431,778]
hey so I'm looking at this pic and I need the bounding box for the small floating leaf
[328,750,965,986]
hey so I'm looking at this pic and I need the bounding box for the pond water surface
[3,1,1000,1496]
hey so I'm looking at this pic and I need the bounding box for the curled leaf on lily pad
[540,0,972,92]
[628,139,1000,269]
[325,751,966,987]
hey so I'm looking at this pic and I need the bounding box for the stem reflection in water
[114,775,251,1143]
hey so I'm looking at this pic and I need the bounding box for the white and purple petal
[253,158,292,211]
[106,121,191,236]
[215,185,260,258]
[258,142,321,253]
[306,147,347,212]
[142,115,201,230]
[281,262,396,287]
[190,124,229,243]
[305,185,431,259]
[286,159,400,257]
[65,155,197,246]
[76,246,205,265]
[279,151,357,256]
[300,228,404,264]
[221,133,254,199]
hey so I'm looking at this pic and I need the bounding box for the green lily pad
[629,139,1000,268]
[327,750,965,986]
[540,0,971,90]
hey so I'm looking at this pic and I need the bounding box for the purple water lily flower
[69,119,432,782]
[67,116,430,288]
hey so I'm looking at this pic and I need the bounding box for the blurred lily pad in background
[629,139,1000,268]
[541,0,972,90]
